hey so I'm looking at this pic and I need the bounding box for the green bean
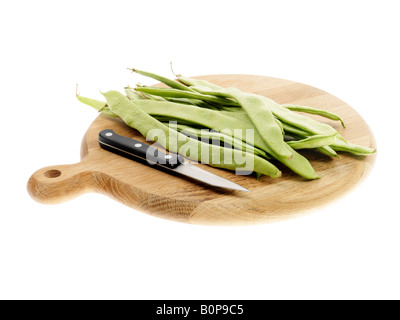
[76,95,117,117]
[317,146,339,158]
[129,68,195,92]
[144,93,214,109]
[282,104,345,128]
[163,97,202,105]
[139,91,167,101]
[102,90,282,177]
[280,121,311,137]
[131,100,318,179]
[185,79,349,155]
[80,91,318,179]
[138,74,374,156]
[78,91,318,179]
[125,88,147,100]
[218,110,250,122]
[218,105,242,111]
[135,86,238,107]
[283,129,339,158]
[186,78,339,137]
[163,97,220,110]
[259,96,340,137]
[275,118,285,135]
[130,89,218,110]
[281,125,339,157]
[181,77,339,139]
[168,123,270,159]
[218,110,284,135]
[78,70,376,181]
[330,139,376,155]
[130,72,225,109]
[287,133,339,150]
[153,115,204,127]
[185,85,293,159]
[135,99,277,156]
[177,76,225,91]
[178,79,295,158]
[135,99,247,132]
[78,94,317,179]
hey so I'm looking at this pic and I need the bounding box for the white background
[1,0,399,300]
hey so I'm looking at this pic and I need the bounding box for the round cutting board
[27,74,376,225]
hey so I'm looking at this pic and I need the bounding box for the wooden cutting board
[27,74,376,225]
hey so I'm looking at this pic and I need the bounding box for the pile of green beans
[77,67,376,180]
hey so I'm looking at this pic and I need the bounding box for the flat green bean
[102,90,282,177]
[131,99,318,179]
[317,146,339,158]
[259,96,339,137]
[78,69,376,181]
[78,93,318,179]
[168,123,270,159]
[129,88,214,108]
[77,93,318,178]
[280,121,311,137]
[218,110,284,135]
[162,97,219,109]
[282,104,345,128]
[183,78,337,137]
[125,88,147,100]
[135,86,238,107]
[185,78,339,138]
[178,76,225,91]
[287,133,339,150]
[135,99,246,132]
[186,84,293,159]
[76,95,117,117]
[130,68,195,92]
[330,139,376,155]
[136,72,375,158]
[134,99,277,156]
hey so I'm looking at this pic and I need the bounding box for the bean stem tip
[169,61,182,78]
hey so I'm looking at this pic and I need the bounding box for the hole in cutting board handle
[43,169,62,178]
[28,161,94,204]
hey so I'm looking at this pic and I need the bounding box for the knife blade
[98,129,249,192]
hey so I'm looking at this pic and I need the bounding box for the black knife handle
[98,129,184,169]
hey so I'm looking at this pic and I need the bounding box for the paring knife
[98,129,249,192]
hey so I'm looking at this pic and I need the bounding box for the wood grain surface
[27,75,377,225]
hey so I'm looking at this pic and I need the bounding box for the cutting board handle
[27,161,94,204]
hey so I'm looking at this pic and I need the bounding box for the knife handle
[98,129,184,169]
